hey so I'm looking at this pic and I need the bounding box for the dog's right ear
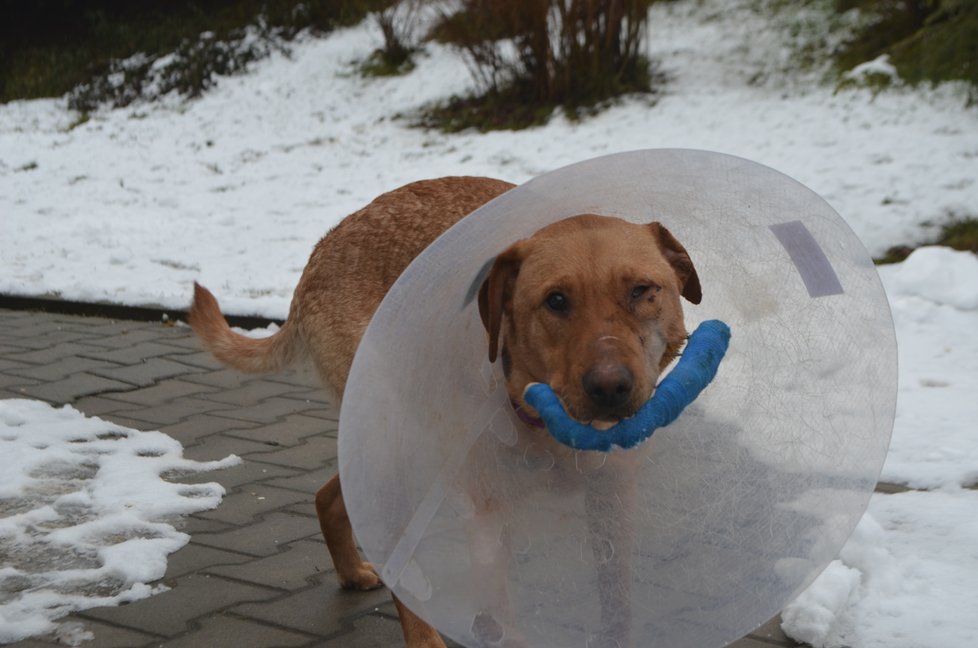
[478,243,525,363]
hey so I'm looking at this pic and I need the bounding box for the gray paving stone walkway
[0,308,804,648]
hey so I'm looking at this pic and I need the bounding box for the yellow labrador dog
[189,176,701,648]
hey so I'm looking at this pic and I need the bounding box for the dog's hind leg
[315,474,382,590]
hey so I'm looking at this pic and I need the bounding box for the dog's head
[479,215,701,424]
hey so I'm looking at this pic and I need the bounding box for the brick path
[0,307,803,648]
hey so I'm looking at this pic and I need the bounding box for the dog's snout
[582,363,634,413]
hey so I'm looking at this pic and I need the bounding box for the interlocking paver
[149,613,313,648]
[287,402,338,423]
[17,372,134,404]
[278,386,336,404]
[151,328,210,350]
[266,467,337,495]
[0,307,809,648]
[79,573,280,637]
[316,606,467,647]
[207,538,334,590]
[0,373,38,396]
[5,356,121,382]
[230,582,390,637]
[196,483,309,525]
[191,511,320,557]
[0,357,32,372]
[317,610,414,647]
[225,413,335,447]
[110,396,229,425]
[243,435,338,471]
[171,456,302,491]
[10,618,159,647]
[161,542,253,580]
[195,379,300,406]
[210,396,329,424]
[2,325,99,344]
[105,378,219,406]
[89,357,205,387]
[155,413,259,448]
[53,318,155,337]
[0,344,30,356]
[182,367,267,389]
[164,349,225,371]
[80,327,171,349]
[174,515,236,536]
[180,432,279,463]
[3,340,106,362]
[79,341,195,364]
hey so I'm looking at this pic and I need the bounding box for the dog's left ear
[648,222,702,304]
[478,242,525,363]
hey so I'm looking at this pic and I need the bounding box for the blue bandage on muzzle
[522,319,731,452]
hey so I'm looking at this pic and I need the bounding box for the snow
[1,0,977,646]
[2,0,976,318]
[784,489,978,648]
[843,54,900,83]
[0,400,240,643]
[781,245,978,647]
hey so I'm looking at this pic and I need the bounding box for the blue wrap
[523,320,731,452]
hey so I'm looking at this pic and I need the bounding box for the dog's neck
[510,398,546,429]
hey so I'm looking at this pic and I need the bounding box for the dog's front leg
[585,455,640,648]
[394,595,448,648]
[467,499,528,648]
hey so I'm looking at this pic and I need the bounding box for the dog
[189,175,701,648]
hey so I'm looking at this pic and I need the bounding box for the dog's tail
[188,282,303,374]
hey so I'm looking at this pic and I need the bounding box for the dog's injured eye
[545,291,570,313]
[630,283,660,301]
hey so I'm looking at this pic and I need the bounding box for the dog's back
[190,176,514,399]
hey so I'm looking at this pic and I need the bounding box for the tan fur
[480,215,700,422]
[189,176,699,648]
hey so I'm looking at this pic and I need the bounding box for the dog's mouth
[546,388,653,428]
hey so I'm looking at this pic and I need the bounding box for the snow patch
[880,246,978,311]
[844,54,900,83]
[0,400,240,644]
[784,490,978,647]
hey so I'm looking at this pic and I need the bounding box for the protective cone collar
[339,149,897,648]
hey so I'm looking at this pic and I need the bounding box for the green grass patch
[833,0,978,94]
[875,216,978,264]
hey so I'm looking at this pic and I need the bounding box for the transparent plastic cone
[339,150,897,648]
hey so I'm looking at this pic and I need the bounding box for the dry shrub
[428,0,654,130]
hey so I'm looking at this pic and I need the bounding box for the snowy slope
[1,0,976,318]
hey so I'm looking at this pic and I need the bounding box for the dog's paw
[339,561,383,591]
[471,611,528,648]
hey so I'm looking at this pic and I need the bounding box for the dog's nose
[582,363,634,413]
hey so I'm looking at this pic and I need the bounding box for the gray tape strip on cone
[770,220,845,298]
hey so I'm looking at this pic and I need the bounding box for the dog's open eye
[545,291,570,313]
[631,285,651,300]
